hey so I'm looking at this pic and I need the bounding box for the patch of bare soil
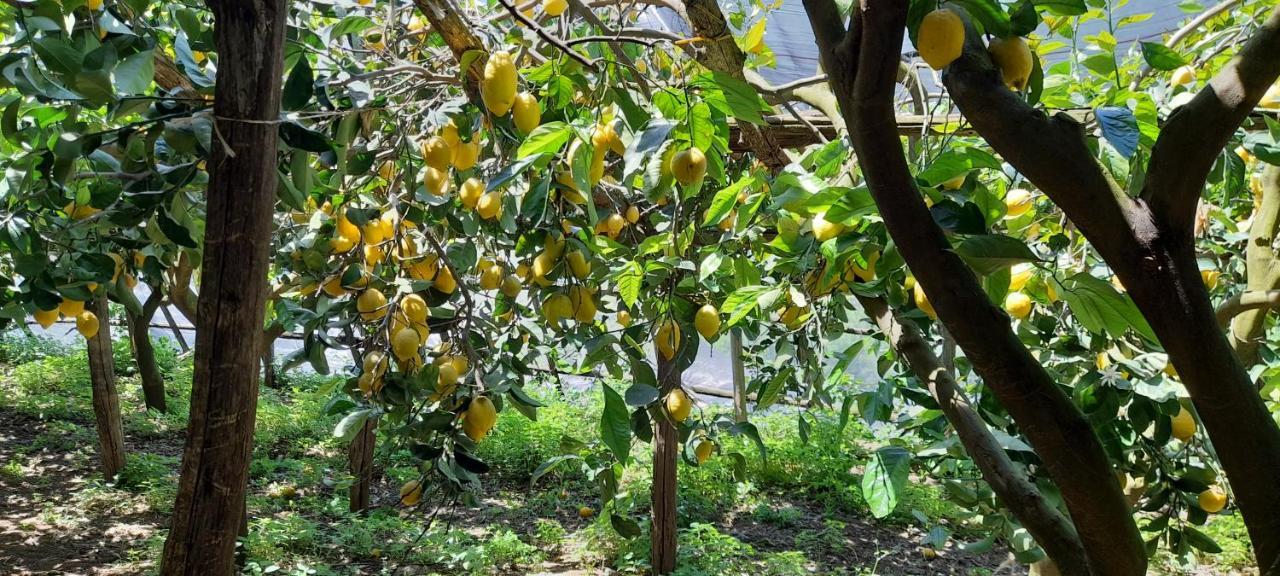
[0,409,165,575]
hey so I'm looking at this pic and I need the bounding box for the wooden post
[88,296,125,481]
[348,417,378,512]
[651,350,680,575]
[160,0,288,573]
[729,329,747,423]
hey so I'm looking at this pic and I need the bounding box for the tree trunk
[160,1,287,574]
[803,3,1146,573]
[941,6,1280,569]
[126,288,167,413]
[859,296,1088,575]
[1229,164,1280,365]
[348,417,378,512]
[651,350,680,575]
[88,296,125,482]
[1118,239,1280,570]
[729,330,747,423]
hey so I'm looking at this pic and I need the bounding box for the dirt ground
[0,406,1018,575]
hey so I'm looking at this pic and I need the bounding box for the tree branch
[1143,7,1280,234]
[814,1,1144,573]
[1217,290,1280,327]
[1129,0,1243,89]
[496,0,598,70]
[943,9,1147,257]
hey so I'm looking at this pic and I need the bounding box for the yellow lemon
[617,309,632,327]
[512,92,541,134]
[566,250,591,279]
[500,274,522,298]
[656,318,681,360]
[76,311,100,339]
[625,205,640,224]
[477,191,503,220]
[543,0,568,16]
[400,480,423,506]
[1171,407,1196,442]
[694,439,713,464]
[34,307,59,329]
[357,288,388,321]
[989,36,1035,91]
[1004,188,1032,218]
[1170,65,1195,87]
[916,9,964,70]
[694,304,720,341]
[665,388,692,422]
[459,177,485,210]
[1198,487,1227,513]
[1004,292,1033,320]
[392,327,421,361]
[59,298,85,317]
[941,172,967,190]
[463,396,498,441]
[424,166,450,197]
[1201,269,1220,290]
[453,139,480,171]
[811,212,844,242]
[914,283,936,319]
[481,51,518,116]
[670,148,707,186]
[401,293,429,324]
[1008,264,1033,292]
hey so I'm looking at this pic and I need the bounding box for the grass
[0,331,1257,575]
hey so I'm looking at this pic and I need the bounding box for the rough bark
[1229,165,1280,365]
[88,296,125,482]
[160,0,287,574]
[858,296,1088,576]
[679,0,1086,569]
[126,288,167,413]
[802,1,1145,573]
[944,7,1280,570]
[681,0,791,170]
[413,0,484,103]
[348,417,378,512]
[652,350,680,575]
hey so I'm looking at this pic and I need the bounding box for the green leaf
[112,50,155,95]
[754,368,792,411]
[722,285,774,326]
[282,56,313,110]
[530,454,579,486]
[610,514,643,538]
[487,153,544,192]
[689,102,714,152]
[517,122,571,158]
[156,210,198,248]
[333,409,372,442]
[624,383,660,406]
[615,260,643,309]
[728,422,767,463]
[623,120,674,178]
[1032,0,1085,15]
[1182,527,1222,553]
[599,383,632,465]
[918,148,1002,187]
[702,175,755,226]
[1060,273,1157,343]
[1140,42,1186,71]
[33,37,82,76]
[862,446,911,518]
[955,234,1038,275]
[951,0,1011,37]
[279,121,333,153]
[331,15,376,38]
[693,72,768,125]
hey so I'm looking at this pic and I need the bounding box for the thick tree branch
[680,0,789,170]
[1143,7,1280,233]
[943,10,1148,257]
[1230,164,1280,363]
[413,0,485,101]
[1128,0,1243,89]
[1217,290,1280,327]
[813,1,1145,573]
